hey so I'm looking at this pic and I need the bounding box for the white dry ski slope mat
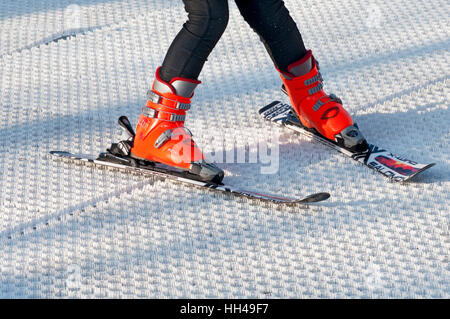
[0,0,449,298]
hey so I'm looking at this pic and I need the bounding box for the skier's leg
[235,0,367,151]
[128,0,229,182]
[234,0,307,72]
[160,0,229,82]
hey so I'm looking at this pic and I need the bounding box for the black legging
[159,0,307,82]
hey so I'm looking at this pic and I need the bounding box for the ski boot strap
[147,90,191,110]
[142,89,190,123]
[142,106,186,122]
[154,127,193,149]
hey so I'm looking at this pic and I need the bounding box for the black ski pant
[159,0,307,82]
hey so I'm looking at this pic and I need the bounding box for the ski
[49,151,330,205]
[259,101,435,182]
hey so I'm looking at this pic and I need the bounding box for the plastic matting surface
[0,0,449,298]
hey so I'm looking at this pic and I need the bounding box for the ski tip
[49,151,70,156]
[403,162,437,182]
[295,192,331,204]
[259,101,281,114]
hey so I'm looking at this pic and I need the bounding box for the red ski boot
[129,68,224,183]
[279,50,368,152]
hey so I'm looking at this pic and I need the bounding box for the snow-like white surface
[0,0,449,298]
